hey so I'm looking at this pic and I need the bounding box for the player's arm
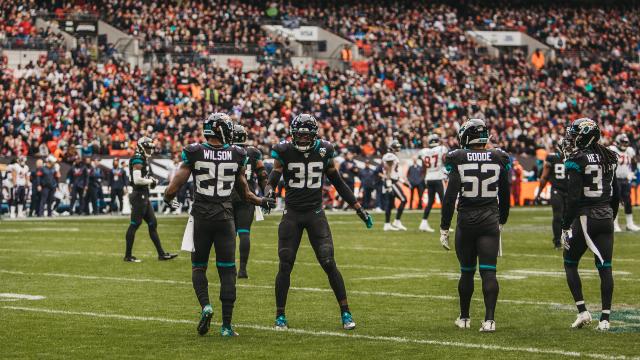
[131,163,154,186]
[163,163,190,202]
[535,161,551,200]
[440,167,460,231]
[265,158,283,197]
[498,163,511,225]
[11,168,17,185]
[254,159,268,193]
[610,174,620,219]
[562,162,583,230]
[236,166,274,210]
[326,159,373,228]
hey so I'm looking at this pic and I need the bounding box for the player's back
[272,140,335,211]
[445,148,511,210]
[546,153,568,192]
[566,148,616,210]
[231,145,262,202]
[420,145,448,181]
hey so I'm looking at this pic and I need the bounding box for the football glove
[149,178,158,189]
[164,197,180,210]
[440,229,450,251]
[356,207,373,229]
[561,228,572,251]
[260,196,276,214]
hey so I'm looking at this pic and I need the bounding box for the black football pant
[84,186,100,215]
[564,216,614,320]
[617,179,632,214]
[455,208,500,321]
[233,201,255,273]
[423,180,444,219]
[550,189,568,244]
[125,191,165,257]
[191,217,236,326]
[409,184,424,209]
[384,183,407,223]
[275,208,347,315]
[29,189,40,216]
[38,187,55,217]
[70,186,85,214]
[110,188,124,212]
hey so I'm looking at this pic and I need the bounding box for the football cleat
[158,253,178,261]
[419,220,435,232]
[341,311,356,330]
[237,269,248,279]
[123,256,142,263]
[454,317,470,329]
[596,320,610,331]
[613,221,622,233]
[220,325,239,337]
[392,220,407,231]
[197,304,213,336]
[626,223,640,232]
[384,223,399,231]
[479,320,495,332]
[571,311,592,329]
[275,314,288,330]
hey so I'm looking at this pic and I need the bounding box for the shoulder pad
[444,149,464,165]
[565,152,586,172]
[318,140,336,158]
[233,145,248,157]
[184,143,202,153]
[249,146,263,160]
[491,148,511,166]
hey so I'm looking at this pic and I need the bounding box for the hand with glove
[440,229,450,250]
[163,196,180,210]
[561,228,572,251]
[356,207,373,229]
[260,196,276,214]
[150,178,158,189]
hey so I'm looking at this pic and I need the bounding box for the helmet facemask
[292,129,316,152]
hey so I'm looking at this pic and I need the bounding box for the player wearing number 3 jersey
[561,118,619,331]
[440,119,511,332]
[266,114,373,331]
[164,113,275,338]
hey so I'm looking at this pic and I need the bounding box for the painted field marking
[0,293,46,302]
[2,306,637,360]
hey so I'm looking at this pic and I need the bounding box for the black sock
[458,271,475,319]
[276,308,285,317]
[396,202,406,220]
[239,233,250,270]
[125,224,137,257]
[564,263,586,312]
[218,266,237,327]
[340,304,350,314]
[385,205,392,223]
[598,267,613,321]
[192,266,210,307]
[148,225,165,255]
[480,270,499,321]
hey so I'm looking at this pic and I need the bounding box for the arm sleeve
[498,164,511,224]
[326,168,357,207]
[562,162,583,229]
[440,167,460,230]
[132,169,153,186]
[610,176,620,219]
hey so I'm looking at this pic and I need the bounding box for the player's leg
[383,191,396,230]
[620,180,638,231]
[124,192,144,261]
[454,224,477,329]
[589,218,614,330]
[391,183,407,230]
[212,219,238,336]
[235,202,254,278]
[191,217,216,335]
[613,179,624,232]
[563,218,590,327]
[550,190,563,249]
[37,187,49,217]
[143,200,175,260]
[16,186,26,217]
[307,210,354,329]
[275,210,304,327]
[476,224,500,331]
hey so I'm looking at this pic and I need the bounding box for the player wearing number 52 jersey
[440,119,511,332]
[267,114,373,331]
[535,142,569,249]
[561,118,619,331]
[164,113,275,338]
[418,134,448,232]
[608,134,639,232]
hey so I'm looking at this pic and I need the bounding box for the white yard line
[2,306,637,360]
[0,269,578,308]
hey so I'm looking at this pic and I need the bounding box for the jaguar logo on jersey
[319,148,327,158]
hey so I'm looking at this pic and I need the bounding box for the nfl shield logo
[319,148,327,158]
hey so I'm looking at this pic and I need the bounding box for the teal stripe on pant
[479,264,496,271]
[216,261,236,268]
[237,229,250,234]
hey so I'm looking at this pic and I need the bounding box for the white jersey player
[381,140,407,231]
[608,134,639,231]
[418,134,448,232]
[7,157,29,218]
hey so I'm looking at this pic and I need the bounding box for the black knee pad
[278,248,294,274]
[147,221,157,232]
[318,244,337,273]
[129,221,141,230]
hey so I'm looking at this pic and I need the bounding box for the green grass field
[1,208,639,359]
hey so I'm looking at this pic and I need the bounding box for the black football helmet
[615,134,629,151]
[137,136,154,157]
[458,118,489,148]
[390,140,402,152]
[203,112,233,144]
[233,124,248,145]
[427,134,440,148]
[566,118,600,151]
[290,114,318,152]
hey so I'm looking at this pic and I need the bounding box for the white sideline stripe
[0,269,573,308]
[0,228,80,233]
[0,293,45,300]
[3,306,637,360]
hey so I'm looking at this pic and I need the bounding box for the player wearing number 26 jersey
[535,142,569,249]
[561,118,619,331]
[164,113,275,338]
[267,113,373,331]
[440,118,511,332]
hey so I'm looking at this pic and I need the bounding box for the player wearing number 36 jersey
[164,113,275,338]
[561,118,619,331]
[267,114,373,331]
[440,118,511,333]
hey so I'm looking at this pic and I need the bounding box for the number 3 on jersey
[194,161,238,196]
[289,162,323,189]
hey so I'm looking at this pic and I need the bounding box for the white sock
[626,214,635,226]
[420,219,427,225]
